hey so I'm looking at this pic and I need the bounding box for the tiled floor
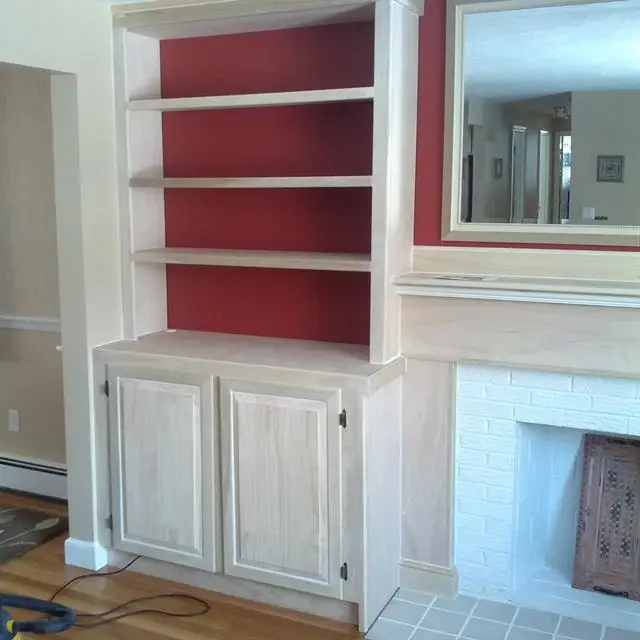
[367,592,640,640]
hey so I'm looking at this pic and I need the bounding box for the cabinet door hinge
[339,409,347,429]
[102,380,110,397]
[340,562,349,581]
[105,514,113,530]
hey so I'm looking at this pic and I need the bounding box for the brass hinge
[102,380,110,398]
[339,409,347,429]
[340,562,348,581]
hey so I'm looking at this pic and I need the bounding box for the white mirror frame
[441,0,640,247]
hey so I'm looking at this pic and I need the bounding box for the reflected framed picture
[597,155,625,183]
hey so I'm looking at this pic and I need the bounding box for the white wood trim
[401,296,640,377]
[361,378,402,630]
[399,559,458,597]
[112,0,425,17]
[395,273,640,308]
[129,87,375,111]
[412,246,640,280]
[369,0,420,364]
[65,538,109,571]
[441,0,640,246]
[0,454,67,499]
[130,176,373,189]
[132,248,372,272]
[116,29,168,339]
[0,315,61,333]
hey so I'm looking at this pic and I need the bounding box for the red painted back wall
[161,23,374,344]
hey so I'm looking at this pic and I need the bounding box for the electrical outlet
[8,410,20,433]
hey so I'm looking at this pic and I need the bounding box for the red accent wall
[161,23,374,344]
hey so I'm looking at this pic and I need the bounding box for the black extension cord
[48,556,211,630]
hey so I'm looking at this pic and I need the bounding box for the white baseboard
[399,559,458,597]
[65,538,109,571]
[0,455,67,499]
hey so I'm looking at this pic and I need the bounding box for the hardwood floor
[0,491,361,639]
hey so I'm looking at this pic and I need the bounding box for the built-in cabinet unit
[99,0,423,631]
[107,366,219,572]
[220,380,343,598]
[96,332,405,630]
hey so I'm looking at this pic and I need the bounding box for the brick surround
[455,366,640,602]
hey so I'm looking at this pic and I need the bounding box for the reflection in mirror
[460,1,640,226]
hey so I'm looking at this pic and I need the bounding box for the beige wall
[571,90,640,226]
[0,331,65,463]
[0,65,65,465]
[1,0,121,547]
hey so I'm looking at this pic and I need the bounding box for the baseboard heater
[0,455,67,500]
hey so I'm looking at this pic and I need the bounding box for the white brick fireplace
[455,366,640,629]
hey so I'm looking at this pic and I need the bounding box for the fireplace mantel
[399,283,640,602]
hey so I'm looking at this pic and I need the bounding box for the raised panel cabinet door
[108,366,218,571]
[220,379,343,598]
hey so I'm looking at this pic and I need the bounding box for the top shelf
[129,87,375,112]
[113,0,423,41]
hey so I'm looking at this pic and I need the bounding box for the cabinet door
[220,379,343,598]
[108,366,219,571]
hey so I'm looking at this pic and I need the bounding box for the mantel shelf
[130,176,373,189]
[395,272,640,308]
[133,248,372,272]
[128,87,375,112]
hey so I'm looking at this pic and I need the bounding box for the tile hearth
[367,592,640,640]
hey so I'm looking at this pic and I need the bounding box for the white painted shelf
[97,330,396,379]
[129,87,375,112]
[133,248,372,272]
[130,176,373,189]
[395,272,640,308]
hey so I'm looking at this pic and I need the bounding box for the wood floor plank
[0,492,361,639]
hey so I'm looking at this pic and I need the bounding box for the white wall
[0,65,66,465]
[571,90,640,226]
[0,1,121,552]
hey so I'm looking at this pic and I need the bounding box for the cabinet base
[108,550,359,629]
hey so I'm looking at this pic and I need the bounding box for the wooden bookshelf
[115,0,423,363]
[128,87,375,111]
[133,248,372,272]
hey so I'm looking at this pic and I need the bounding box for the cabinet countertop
[97,330,404,379]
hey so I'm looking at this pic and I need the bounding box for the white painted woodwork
[108,366,218,571]
[401,295,640,377]
[412,246,640,281]
[114,1,377,40]
[220,379,343,598]
[401,360,454,570]
[115,29,167,339]
[360,376,402,630]
[129,87,375,111]
[370,0,420,364]
[395,272,640,308]
[129,176,373,189]
[96,330,405,389]
[132,248,372,272]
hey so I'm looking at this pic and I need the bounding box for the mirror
[445,0,640,243]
